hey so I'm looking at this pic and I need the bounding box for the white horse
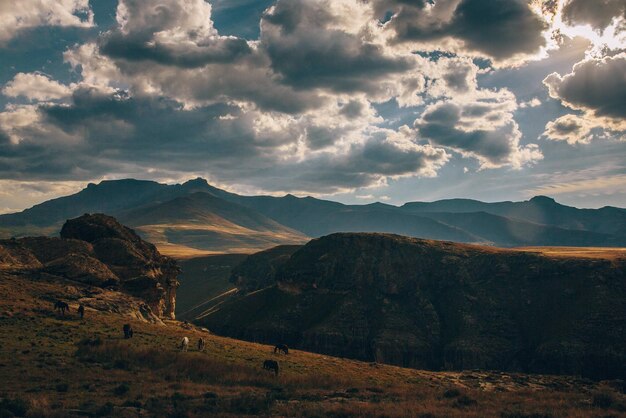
[180,336,189,352]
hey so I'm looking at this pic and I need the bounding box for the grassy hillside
[1,271,624,417]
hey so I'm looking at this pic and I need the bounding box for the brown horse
[54,301,70,316]
[263,359,279,376]
[274,343,289,355]
[198,337,205,351]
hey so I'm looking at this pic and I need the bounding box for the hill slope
[118,192,308,254]
[1,268,624,417]
[199,233,626,380]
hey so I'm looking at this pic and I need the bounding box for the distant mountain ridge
[0,178,625,254]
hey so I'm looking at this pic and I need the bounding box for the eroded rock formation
[0,214,180,319]
[201,233,626,380]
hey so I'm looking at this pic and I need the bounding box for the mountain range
[1,177,625,255]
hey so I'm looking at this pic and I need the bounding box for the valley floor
[0,272,624,417]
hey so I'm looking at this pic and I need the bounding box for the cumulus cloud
[543,53,626,144]
[2,73,73,102]
[561,0,626,31]
[375,0,548,64]
[544,53,626,120]
[543,114,596,144]
[0,0,556,195]
[261,0,414,95]
[99,0,251,68]
[0,0,94,45]
[414,94,543,169]
[0,84,448,193]
[543,114,625,144]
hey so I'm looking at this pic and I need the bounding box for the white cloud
[0,0,94,45]
[2,73,73,102]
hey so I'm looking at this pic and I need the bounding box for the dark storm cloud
[261,0,414,93]
[544,54,626,119]
[562,0,626,31]
[377,0,547,61]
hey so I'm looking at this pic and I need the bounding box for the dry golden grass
[0,271,624,417]
[512,246,626,260]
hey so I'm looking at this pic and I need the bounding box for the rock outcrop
[0,214,180,319]
[201,233,626,380]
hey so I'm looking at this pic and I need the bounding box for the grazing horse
[274,343,289,355]
[180,336,189,352]
[54,301,70,316]
[123,324,133,339]
[77,304,85,319]
[197,337,205,351]
[263,359,279,376]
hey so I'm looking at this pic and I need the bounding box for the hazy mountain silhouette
[0,178,624,253]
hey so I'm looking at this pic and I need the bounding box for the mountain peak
[182,177,209,187]
[529,195,557,205]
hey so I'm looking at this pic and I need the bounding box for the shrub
[443,388,461,398]
[500,412,553,418]
[592,391,615,409]
[55,383,69,393]
[113,384,130,396]
[95,402,114,417]
[453,394,477,407]
[122,400,142,408]
[0,398,29,417]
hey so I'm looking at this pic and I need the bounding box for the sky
[0,0,625,213]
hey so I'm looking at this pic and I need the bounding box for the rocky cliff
[200,233,626,379]
[0,214,180,319]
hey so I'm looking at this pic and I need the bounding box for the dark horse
[123,324,133,339]
[54,301,70,316]
[263,359,279,376]
[274,343,288,355]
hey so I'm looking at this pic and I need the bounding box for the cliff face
[201,233,626,379]
[0,214,180,319]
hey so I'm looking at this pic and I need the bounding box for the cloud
[2,73,73,102]
[561,0,626,31]
[543,53,626,144]
[376,0,548,64]
[526,173,626,197]
[261,0,415,95]
[0,85,449,193]
[543,114,625,144]
[520,98,542,108]
[543,114,595,144]
[414,95,543,169]
[0,0,94,46]
[544,53,626,120]
[99,0,252,68]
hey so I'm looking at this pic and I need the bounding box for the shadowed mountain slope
[402,196,626,236]
[1,178,625,252]
[199,233,626,380]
